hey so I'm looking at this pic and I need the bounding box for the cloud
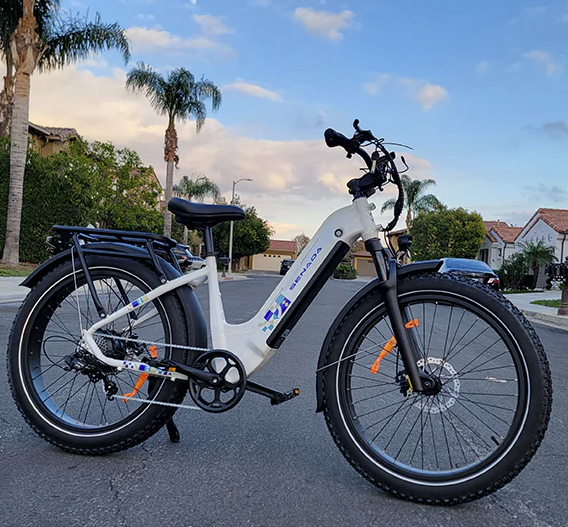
[509,6,548,24]
[540,121,568,138]
[417,84,449,110]
[293,7,353,40]
[193,14,232,36]
[223,80,282,101]
[135,14,155,21]
[364,74,449,110]
[523,184,568,203]
[523,50,563,77]
[475,61,489,75]
[126,26,235,58]
[26,64,434,237]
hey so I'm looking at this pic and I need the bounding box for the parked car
[171,244,206,273]
[438,258,500,290]
[280,259,295,275]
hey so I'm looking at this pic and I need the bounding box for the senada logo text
[290,247,322,291]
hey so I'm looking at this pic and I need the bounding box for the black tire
[7,255,192,455]
[321,273,552,504]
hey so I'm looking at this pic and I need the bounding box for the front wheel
[321,273,552,504]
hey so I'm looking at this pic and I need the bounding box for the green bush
[334,262,357,279]
[497,253,528,291]
[0,139,163,263]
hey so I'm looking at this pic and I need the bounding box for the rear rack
[52,225,177,249]
[49,225,183,319]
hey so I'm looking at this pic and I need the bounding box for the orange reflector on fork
[370,319,419,374]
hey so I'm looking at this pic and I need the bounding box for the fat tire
[321,273,552,504]
[7,255,191,455]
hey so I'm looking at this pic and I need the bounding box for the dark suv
[280,259,295,275]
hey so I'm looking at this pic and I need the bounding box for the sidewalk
[504,290,568,330]
[0,276,28,304]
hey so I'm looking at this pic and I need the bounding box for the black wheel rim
[21,267,174,433]
[337,290,528,483]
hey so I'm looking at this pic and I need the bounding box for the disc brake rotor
[414,357,460,414]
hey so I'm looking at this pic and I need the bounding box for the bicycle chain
[94,333,209,411]
[93,332,211,353]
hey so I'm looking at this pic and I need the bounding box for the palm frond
[38,12,130,71]
[380,198,397,214]
[126,62,170,116]
[197,77,222,111]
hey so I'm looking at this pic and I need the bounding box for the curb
[520,309,568,331]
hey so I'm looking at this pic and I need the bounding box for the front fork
[365,238,433,393]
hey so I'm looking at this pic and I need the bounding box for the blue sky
[35,0,568,238]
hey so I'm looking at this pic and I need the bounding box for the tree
[380,175,442,230]
[293,233,310,256]
[1,0,130,265]
[126,63,221,238]
[211,206,272,266]
[518,239,557,289]
[173,174,219,245]
[0,138,163,262]
[410,207,485,261]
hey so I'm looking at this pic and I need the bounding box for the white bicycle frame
[81,197,381,381]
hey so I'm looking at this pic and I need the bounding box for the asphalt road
[0,274,566,527]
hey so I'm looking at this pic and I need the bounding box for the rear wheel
[7,256,190,454]
[322,273,552,504]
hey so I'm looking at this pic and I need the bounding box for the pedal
[246,381,300,405]
[270,388,300,406]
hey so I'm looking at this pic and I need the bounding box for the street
[0,274,566,527]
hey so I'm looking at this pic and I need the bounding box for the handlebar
[323,119,406,232]
[324,128,372,169]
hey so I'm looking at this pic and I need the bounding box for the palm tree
[519,239,557,289]
[173,174,220,245]
[380,175,441,231]
[126,63,222,238]
[1,0,130,265]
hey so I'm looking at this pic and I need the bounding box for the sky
[24,0,568,239]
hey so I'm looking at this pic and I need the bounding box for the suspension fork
[365,238,425,392]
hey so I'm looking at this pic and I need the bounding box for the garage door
[356,258,376,277]
[252,253,285,271]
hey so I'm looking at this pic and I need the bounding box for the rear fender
[315,260,442,412]
[21,243,208,363]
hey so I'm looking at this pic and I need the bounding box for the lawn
[0,262,37,277]
[531,299,562,308]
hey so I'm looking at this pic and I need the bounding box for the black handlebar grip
[324,128,353,150]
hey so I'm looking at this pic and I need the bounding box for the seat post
[203,227,215,257]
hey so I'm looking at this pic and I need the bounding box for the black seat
[168,197,245,229]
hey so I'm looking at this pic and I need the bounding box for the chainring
[188,350,247,413]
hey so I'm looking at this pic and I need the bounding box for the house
[28,122,79,156]
[516,208,568,263]
[351,249,375,276]
[480,221,523,269]
[244,240,297,271]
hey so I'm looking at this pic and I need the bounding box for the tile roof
[491,224,523,244]
[269,240,296,252]
[536,208,568,234]
[29,122,79,142]
[484,221,509,243]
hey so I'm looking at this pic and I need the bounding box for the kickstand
[166,418,180,443]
